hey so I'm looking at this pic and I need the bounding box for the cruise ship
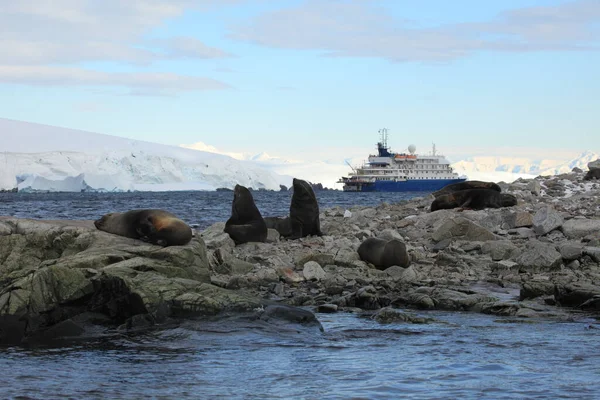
[338,129,466,192]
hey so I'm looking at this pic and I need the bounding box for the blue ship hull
[350,178,466,192]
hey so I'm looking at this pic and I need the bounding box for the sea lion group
[430,180,517,212]
[91,178,518,273]
[93,177,323,247]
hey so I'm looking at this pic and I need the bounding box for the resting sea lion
[430,188,517,212]
[264,216,292,237]
[224,184,267,245]
[358,237,410,270]
[432,180,502,198]
[288,178,323,239]
[94,209,192,246]
[584,169,600,181]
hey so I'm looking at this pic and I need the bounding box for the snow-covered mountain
[451,151,600,182]
[0,118,292,192]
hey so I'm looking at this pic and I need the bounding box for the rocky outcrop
[3,169,600,343]
[0,218,266,344]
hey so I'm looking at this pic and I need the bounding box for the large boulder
[514,240,562,271]
[0,218,266,344]
[532,205,564,236]
[561,219,600,239]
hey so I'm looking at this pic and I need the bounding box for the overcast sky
[1,0,598,162]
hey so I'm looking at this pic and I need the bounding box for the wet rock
[258,304,324,332]
[371,307,433,324]
[520,281,555,300]
[317,304,338,313]
[532,205,564,235]
[554,283,600,308]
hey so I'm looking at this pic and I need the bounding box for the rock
[371,307,433,324]
[562,219,600,239]
[0,218,263,344]
[343,210,352,218]
[215,257,256,275]
[520,281,555,300]
[303,261,327,281]
[317,304,338,313]
[481,241,519,261]
[532,206,564,236]
[258,304,324,332]
[266,229,280,243]
[432,217,496,242]
[277,267,305,284]
[506,211,534,228]
[558,243,583,261]
[200,222,235,249]
[583,247,600,262]
[555,283,600,308]
[377,229,404,241]
[296,253,335,268]
[588,159,600,170]
[514,241,562,271]
[386,265,419,283]
[527,180,542,195]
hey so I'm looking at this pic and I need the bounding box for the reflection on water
[3,311,600,399]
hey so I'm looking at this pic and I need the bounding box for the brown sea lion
[288,178,323,239]
[264,216,292,237]
[584,169,600,181]
[357,237,410,270]
[432,180,502,198]
[224,184,267,245]
[430,188,517,212]
[94,209,192,246]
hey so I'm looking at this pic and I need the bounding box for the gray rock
[514,241,562,271]
[562,219,600,239]
[371,307,433,324]
[303,261,327,281]
[527,180,542,195]
[532,205,564,235]
[558,243,583,261]
[200,222,235,250]
[583,247,600,263]
[481,241,519,261]
[506,211,534,228]
[432,217,496,242]
[377,229,404,241]
[266,229,280,243]
[588,159,600,170]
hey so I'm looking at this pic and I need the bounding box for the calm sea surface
[1,190,599,399]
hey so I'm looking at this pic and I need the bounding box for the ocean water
[1,191,599,399]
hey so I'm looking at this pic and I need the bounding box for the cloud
[0,66,230,93]
[230,0,600,62]
[0,0,242,92]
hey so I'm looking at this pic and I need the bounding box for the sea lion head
[500,193,518,207]
[292,178,316,202]
[231,184,261,221]
[430,193,457,212]
[94,212,123,231]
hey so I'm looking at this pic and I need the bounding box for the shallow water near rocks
[1,191,600,399]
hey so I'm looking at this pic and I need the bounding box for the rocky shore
[1,168,599,344]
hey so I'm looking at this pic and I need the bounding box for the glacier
[0,118,292,192]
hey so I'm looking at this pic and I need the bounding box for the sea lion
[432,180,502,198]
[430,188,517,212]
[94,209,192,246]
[584,169,600,181]
[264,216,292,237]
[224,184,267,245]
[288,178,323,239]
[357,237,410,270]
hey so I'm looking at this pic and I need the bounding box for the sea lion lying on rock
[224,184,267,245]
[94,209,192,246]
[357,237,410,270]
[431,188,517,212]
[288,178,323,239]
[432,180,502,198]
[264,216,292,237]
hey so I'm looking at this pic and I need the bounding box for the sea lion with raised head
[288,178,323,239]
[430,188,517,212]
[224,184,267,245]
[432,180,502,198]
[94,209,192,246]
[357,237,410,270]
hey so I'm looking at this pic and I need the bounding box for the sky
[0,0,599,163]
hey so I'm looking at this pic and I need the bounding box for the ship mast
[378,128,389,149]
